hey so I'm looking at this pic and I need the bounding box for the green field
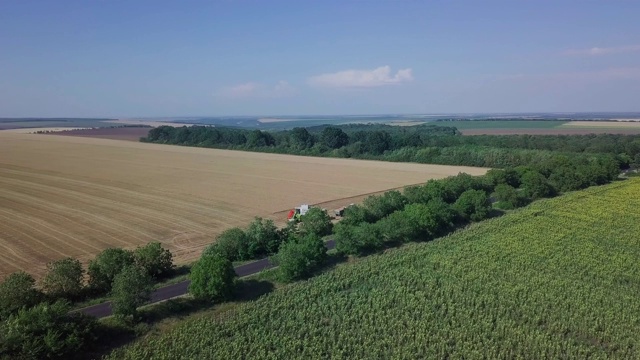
[0,118,115,130]
[110,179,640,359]
[433,120,568,130]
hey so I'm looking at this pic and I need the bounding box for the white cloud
[564,45,640,56]
[273,80,296,97]
[308,66,413,88]
[221,82,261,98]
[217,81,296,99]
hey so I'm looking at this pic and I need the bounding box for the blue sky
[1,1,639,117]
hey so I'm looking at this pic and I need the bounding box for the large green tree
[40,257,84,300]
[493,184,525,210]
[378,200,455,245]
[376,209,420,244]
[339,204,373,226]
[453,189,492,222]
[403,179,450,205]
[289,127,315,150]
[319,127,349,149]
[245,217,281,257]
[365,131,392,155]
[189,253,236,302]
[521,170,555,199]
[0,272,42,320]
[110,265,153,320]
[363,190,407,221]
[485,168,521,188]
[87,248,135,293]
[204,227,250,261]
[246,130,276,147]
[133,242,174,279]
[299,207,333,237]
[275,234,327,282]
[335,222,383,256]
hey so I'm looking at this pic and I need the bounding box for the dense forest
[143,124,640,165]
[142,124,639,194]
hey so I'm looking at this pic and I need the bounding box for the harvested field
[460,128,640,135]
[105,119,199,127]
[3,127,93,133]
[560,120,640,128]
[0,132,487,279]
[385,120,427,127]
[444,120,640,135]
[45,127,151,142]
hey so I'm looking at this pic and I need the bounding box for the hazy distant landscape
[3,112,640,133]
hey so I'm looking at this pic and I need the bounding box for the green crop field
[435,120,568,130]
[110,179,640,359]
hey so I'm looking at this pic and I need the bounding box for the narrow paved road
[77,240,335,318]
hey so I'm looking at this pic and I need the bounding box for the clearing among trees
[0,132,487,279]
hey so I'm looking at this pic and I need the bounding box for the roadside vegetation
[108,179,640,359]
[0,242,175,359]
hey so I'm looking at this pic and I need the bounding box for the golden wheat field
[0,132,488,278]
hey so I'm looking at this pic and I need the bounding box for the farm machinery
[287,204,310,222]
[333,203,354,218]
[287,203,354,222]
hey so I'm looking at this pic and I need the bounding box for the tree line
[188,209,334,302]
[0,242,174,359]
[335,170,529,255]
[141,124,640,170]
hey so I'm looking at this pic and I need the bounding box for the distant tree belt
[141,124,640,169]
